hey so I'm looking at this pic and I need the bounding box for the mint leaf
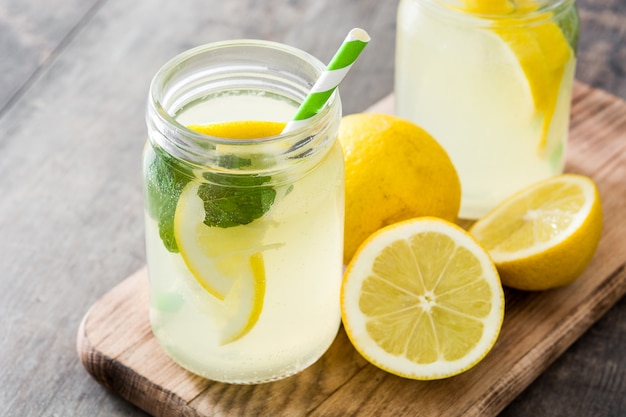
[198,171,276,228]
[146,144,277,250]
[144,148,190,252]
[557,5,579,52]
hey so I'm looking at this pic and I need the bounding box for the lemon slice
[341,217,504,380]
[188,120,285,138]
[174,182,268,343]
[495,19,573,153]
[218,252,266,344]
[470,174,603,291]
[465,0,575,153]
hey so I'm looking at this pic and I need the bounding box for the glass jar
[396,0,579,219]
[143,40,344,384]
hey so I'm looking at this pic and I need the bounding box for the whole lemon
[339,113,461,264]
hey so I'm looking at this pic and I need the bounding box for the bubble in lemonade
[395,0,578,219]
[144,93,344,384]
[143,37,348,385]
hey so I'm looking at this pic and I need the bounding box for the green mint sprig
[200,154,276,228]
[144,149,189,252]
[145,149,277,252]
[199,169,276,229]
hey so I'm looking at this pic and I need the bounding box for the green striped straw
[283,28,370,133]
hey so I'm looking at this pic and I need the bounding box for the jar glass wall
[143,40,344,384]
[395,0,579,219]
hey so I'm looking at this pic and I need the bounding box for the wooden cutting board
[77,82,626,417]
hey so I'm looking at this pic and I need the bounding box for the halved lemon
[174,182,268,344]
[341,217,504,380]
[469,174,603,291]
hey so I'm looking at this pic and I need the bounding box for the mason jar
[143,40,344,384]
[396,0,579,219]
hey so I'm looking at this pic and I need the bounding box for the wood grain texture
[0,0,103,112]
[1,0,625,416]
[76,82,626,417]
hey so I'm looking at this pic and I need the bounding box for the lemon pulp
[469,174,603,290]
[342,217,504,380]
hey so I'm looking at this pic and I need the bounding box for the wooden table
[1,1,625,416]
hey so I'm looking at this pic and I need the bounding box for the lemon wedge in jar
[464,0,576,153]
[173,120,285,344]
[174,182,269,344]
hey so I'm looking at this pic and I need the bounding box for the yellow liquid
[395,1,576,219]
[144,100,344,383]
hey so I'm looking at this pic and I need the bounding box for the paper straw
[283,28,370,133]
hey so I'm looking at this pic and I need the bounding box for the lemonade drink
[143,41,344,383]
[395,0,579,219]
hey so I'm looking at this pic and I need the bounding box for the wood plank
[77,81,626,417]
[0,0,101,112]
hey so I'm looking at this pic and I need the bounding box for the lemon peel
[339,113,461,264]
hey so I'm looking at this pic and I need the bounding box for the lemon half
[341,217,504,380]
[470,174,603,290]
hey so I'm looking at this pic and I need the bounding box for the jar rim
[415,0,575,25]
[146,39,342,173]
[148,39,337,148]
